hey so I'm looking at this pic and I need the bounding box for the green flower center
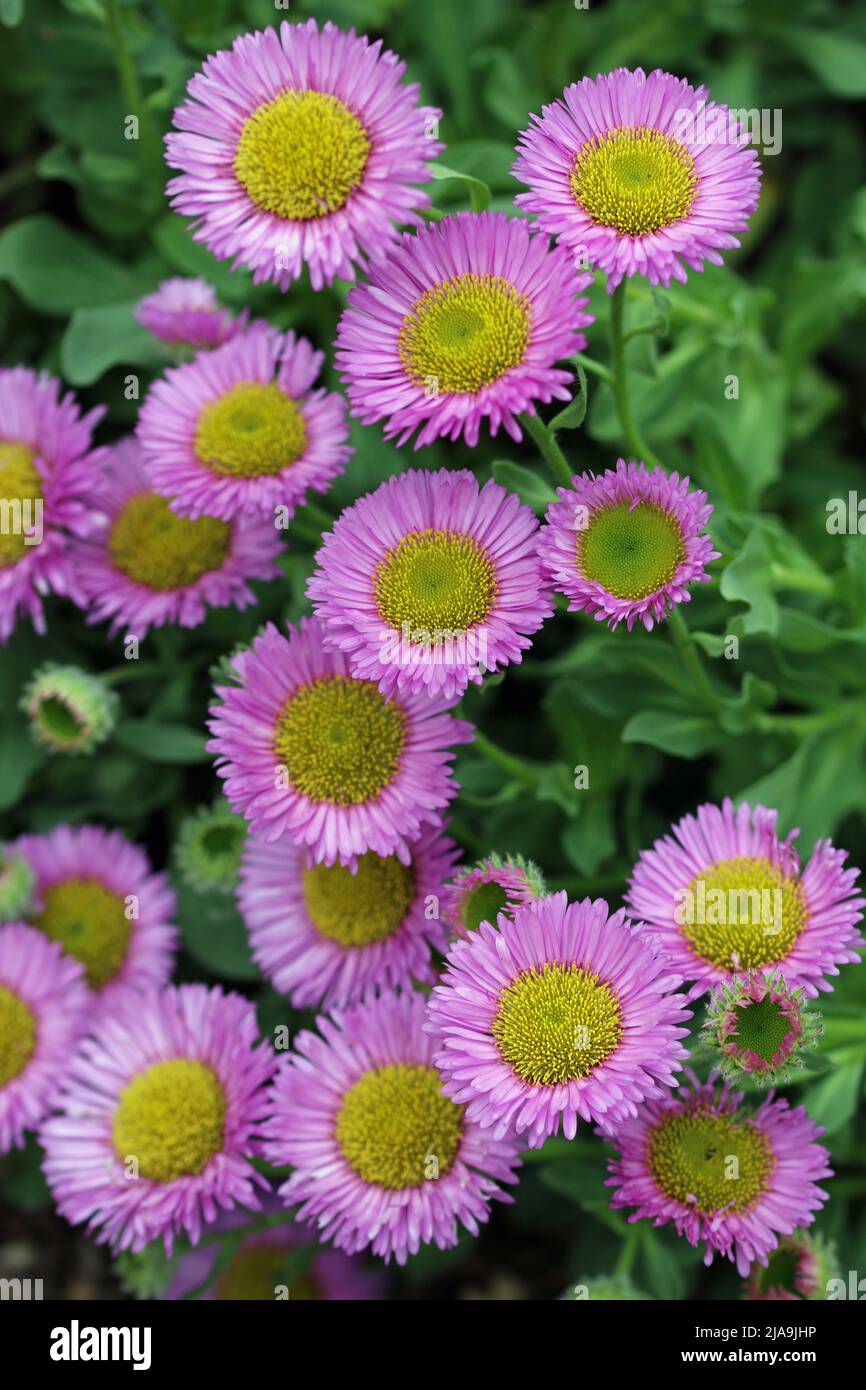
[681,855,808,971]
[112,1059,226,1182]
[194,382,307,478]
[0,441,41,570]
[752,1241,803,1297]
[218,1243,319,1301]
[31,695,87,750]
[302,852,415,946]
[274,675,406,806]
[732,995,794,1063]
[335,1063,463,1190]
[571,126,698,236]
[0,985,37,1088]
[398,273,531,393]
[647,1105,774,1213]
[578,501,685,600]
[34,877,132,989]
[109,493,230,590]
[234,89,371,221]
[492,962,623,1085]
[375,528,497,637]
[459,879,510,934]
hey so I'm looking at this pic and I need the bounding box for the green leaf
[539,1154,609,1209]
[115,1243,177,1301]
[622,709,721,759]
[0,0,24,25]
[153,215,260,305]
[60,302,165,385]
[0,722,45,811]
[785,28,866,97]
[806,1058,864,1134]
[561,801,616,876]
[0,215,155,313]
[720,529,779,636]
[175,877,259,981]
[550,364,588,432]
[491,460,557,514]
[639,1228,686,1300]
[113,720,209,764]
[429,162,491,212]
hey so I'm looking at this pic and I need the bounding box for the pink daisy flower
[0,366,108,642]
[625,798,865,998]
[75,437,282,637]
[10,823,177,1010]
[40,984,276,1254]
[513,67,762,291]
[165,19,442,291]
[746,1229,837,1301]
[427,892,692,1148]
[444,851,546,939]
[0,923,88,1153]
[162,1191,386,1300]
[308,469,554,700]
[135,277,248,350]
[136,321,351,523]
[538,458,719,632]
[605,1073,832,1277]
[238,822,459,1009]
[262,990,521,1265]
[207,616,473,867]
[335,211,593,449]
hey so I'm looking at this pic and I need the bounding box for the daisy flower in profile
[538,458,718,632]
[626,798,865,998]
[237,822,458,1010]
[175,799,247,896]
[427,892,692,1148]
[308,469,554,699]
[21,663,118,755]
[165,19,442,291]
[135,277,248,350]
[262,990,521,1264]
[746,1229,837,1301]
[208,617,473,867]
[0,366,108,643]
[444,851,546,939]
[0,850,35,924]
[137,321,351,522]
[76,437,282,637]
[702,969,823,1087]
[11,823,177,1009]
[41,984,276,1254]
[513,67,761,291]
[335,211,593,449]
[161,1192,386,1301]
[605,1074,831,1277]
[0,923,88,1153]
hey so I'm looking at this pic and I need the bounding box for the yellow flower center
[302,852,415,946]
[112,1059,226,1182]
[0,985,37,1088]
[679,855,808,971]
[492,962,622,1085]
[577,500,685,600]
[274,675,406,806]
[109,493,230,590]
[335,1063,463,1190]
[398,273,531,394]
[194,382,307,478]
[0,441,41,570]
[375,528,497,638]
[34,877,132,989]
[234,89,371,221]
[647,1105,774,1213]
[571,126,698,236]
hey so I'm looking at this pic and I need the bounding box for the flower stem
[474,729,544,786]
[668,607,719,709]
[609,279,664,470]
[573,352,614,386]
[105,0,162,202]
[614,1226,641,1278]
[519,411,574,490]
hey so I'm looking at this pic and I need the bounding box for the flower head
[11,823,177,1009]
[427,892,692,1147]
[238,822,458,1010]
[135,277,248,349]
[21,664,119,754]
[0,851,36,924]
[746,1229,838,1301]
[513,67,761,291]
[0,923,89,1152]
[538,459,718,632]
[702,969,823,1086]
[262,989,521,1264]
[626,798,864,998]
[605,1074,831,1277]
[336,211,593,448]
[40,984,276,1254]
[444,851,546,939]
[166,20,442,290]
[207,616,473,867]
[308,469,554,699]
[75,437,282,637]
[0,366,107,642]
[137,321,351,522]
[175,800,247,895]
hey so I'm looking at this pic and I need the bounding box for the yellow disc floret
[109,493,230,590]
[335,1063,463,1189]
[195,382,307,478]
[572,127,698,236]
[399,273,531,394]
[274,675,406,805]
[303,852,415,946]
[112,1059,226,1182]
[492,962,623,1085]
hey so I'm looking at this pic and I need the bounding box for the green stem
[474,729,544,786]
[668,607,719,709]
[769,563,834,597]
[609,280,664,469]
[614,1226,641,1278]
[519,411,574,489]
[573,352,614,386]
[101,662,163,686]
[105,0,162,197]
